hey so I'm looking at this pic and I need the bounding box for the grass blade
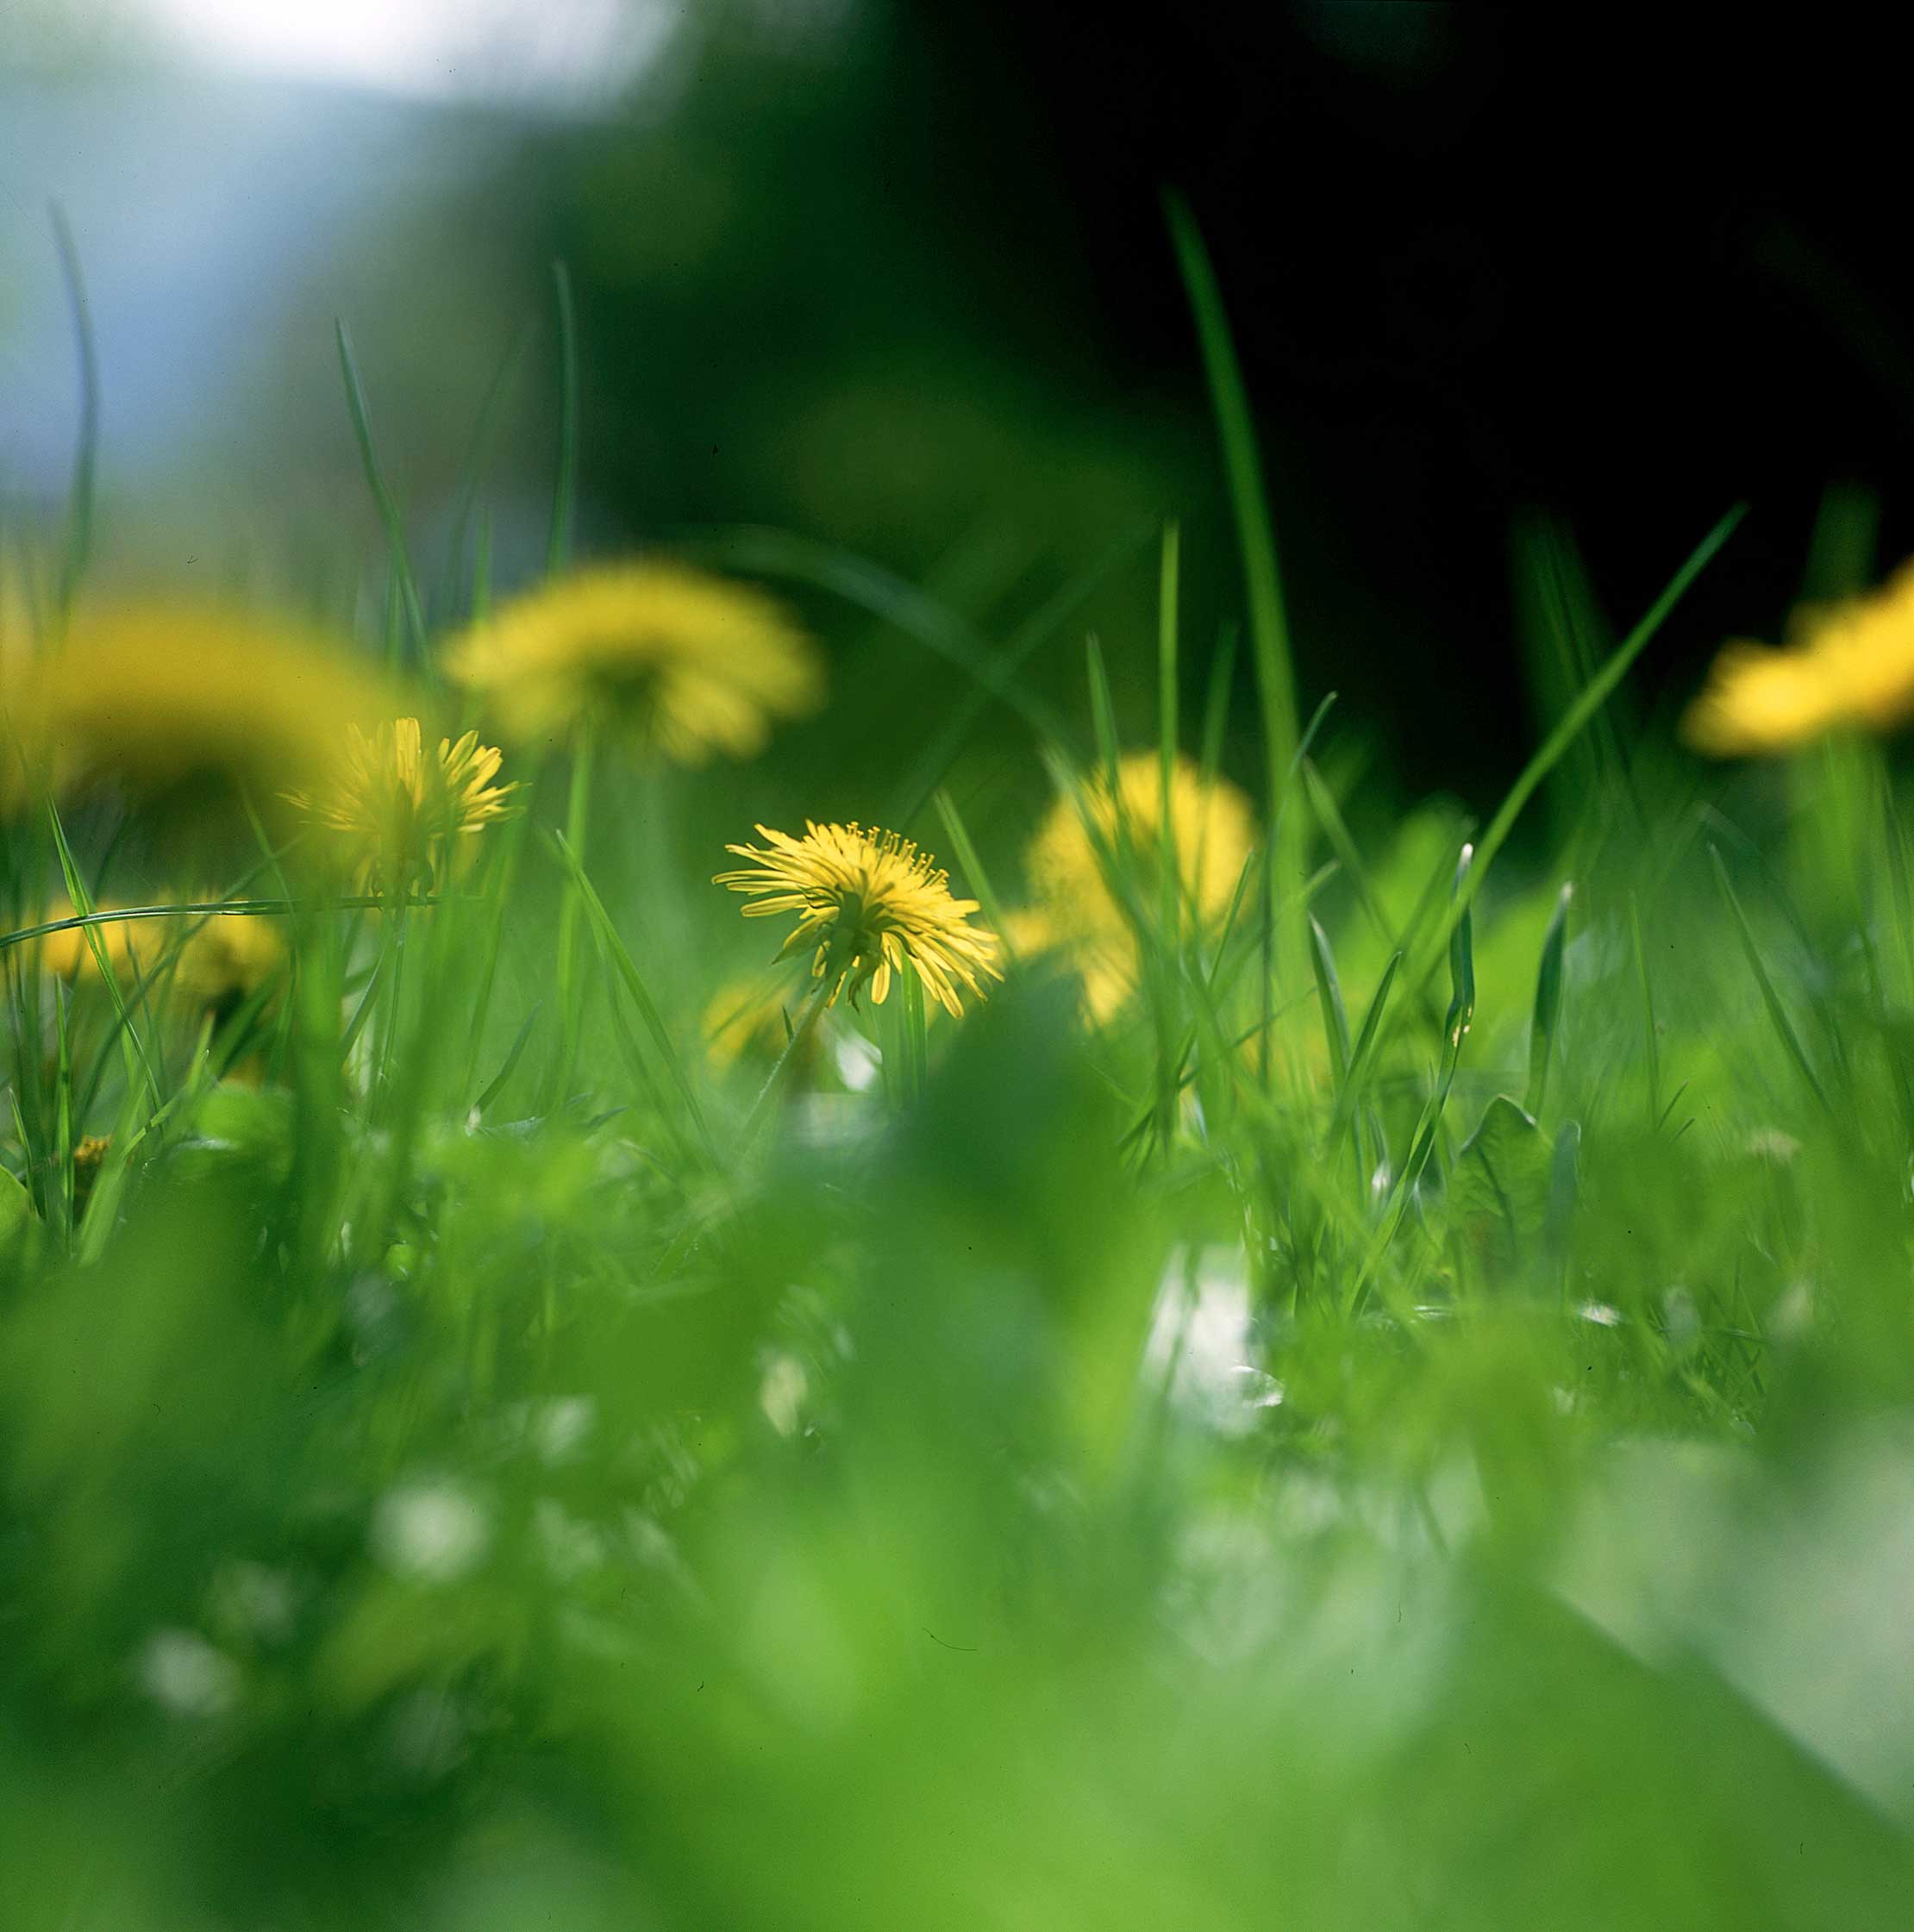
[1525,883,1573,1118]
[547,259,579,576]
[547,829,714,1159]
[335,317,428,663]
[50,203,97,622]
[1626,891,1661,1128]
[1708,844,1831,1116]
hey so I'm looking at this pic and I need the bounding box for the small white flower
[760,1353,809,1436]
[138,1629,240,1717]
[372,1479,491,1584]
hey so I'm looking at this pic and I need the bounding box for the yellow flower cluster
[716,821,1002,1017]
[445,561,821,764]
[1015,751,1255,1022]
[1683,562,1914,756]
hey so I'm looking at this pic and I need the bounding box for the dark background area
[9,6,1908,810]
[928,7,1912,791]
[529,4,1911,803]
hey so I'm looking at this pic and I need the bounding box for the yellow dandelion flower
[443,562,823,763]
[715,821,1002,1017]
[36,902,154,984]
[1683,562,1914,756]
[703,972,829,1075]
[171,913,286,1020]
[2,599,401,814]
[72,1134,112,1220]
[1021,751,1255,1022]
[284,716,514,891]
[34,900,282,1019]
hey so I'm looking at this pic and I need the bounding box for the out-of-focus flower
[71,1133,111,1221]
[37,902,154,984]
[1,599,399,814]
[284,717,514,891]
[171,913,286,1021]
[1020,751,1255,1022]
[36,900,283,1022]
[704,972,818,1072]
[1683,563,1914,755]
[715,821,1001,1016]
[444,561,822,763]
[0,536,49,679]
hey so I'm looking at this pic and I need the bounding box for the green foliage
[7,256,1914,1932]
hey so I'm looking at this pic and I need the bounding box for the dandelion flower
[1022,751,1255,1022]
[703,972,828,1075]
[2,600,400,815]
[35,900,282,1021]
[37,902,153,985]
[171,914,286,1021]
[72,1134,112,1221]
[715,821,1001,1016]
[1683,562,1914,755]
[284,717,514,891]
[444,562,822,763]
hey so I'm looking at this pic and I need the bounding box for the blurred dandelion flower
[704,972,828,1073]
[1,600,398,814]
[285,717,514,891]
[37,900,282,1022]
[37,902,153,984]
[443,561,822,762]
[71,1133,112,1222]
[1021,751,1254,1022]
[171,914,286,1022]
[715,821,1001,1016]
[1683,562,1914,755]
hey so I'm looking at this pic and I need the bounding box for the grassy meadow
[7,216,1914,1929]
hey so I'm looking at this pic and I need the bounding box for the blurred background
[5,3,1912,804]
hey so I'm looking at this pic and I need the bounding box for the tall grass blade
[335,317,428,662]
[547,259,580,575]
[1525,883,1573,1118]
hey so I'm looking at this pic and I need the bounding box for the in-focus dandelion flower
[443,562,822,763]
[1683,562,1914,756]
[715,821,1001,1016]
[1021,751,1254,1022]
[284,717,514,891]
[1,599,400,816]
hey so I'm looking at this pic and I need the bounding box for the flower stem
[741,981,829,1145]
[552,718,597,1099]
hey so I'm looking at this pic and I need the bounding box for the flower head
[284,717,514,891]
[1683,562,1914,755]
[715,821,1002,1016]
[37,902,153,985]
[1020,751,1255,1022]
[444,562,822,763]
[35,901,283,1020]
[171,914,286,1020]
[2,599,400,816]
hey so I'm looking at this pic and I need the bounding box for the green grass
[6,255,1914,1929]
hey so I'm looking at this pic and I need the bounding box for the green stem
[552,719,597,1097]
[741,980,830,1146]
